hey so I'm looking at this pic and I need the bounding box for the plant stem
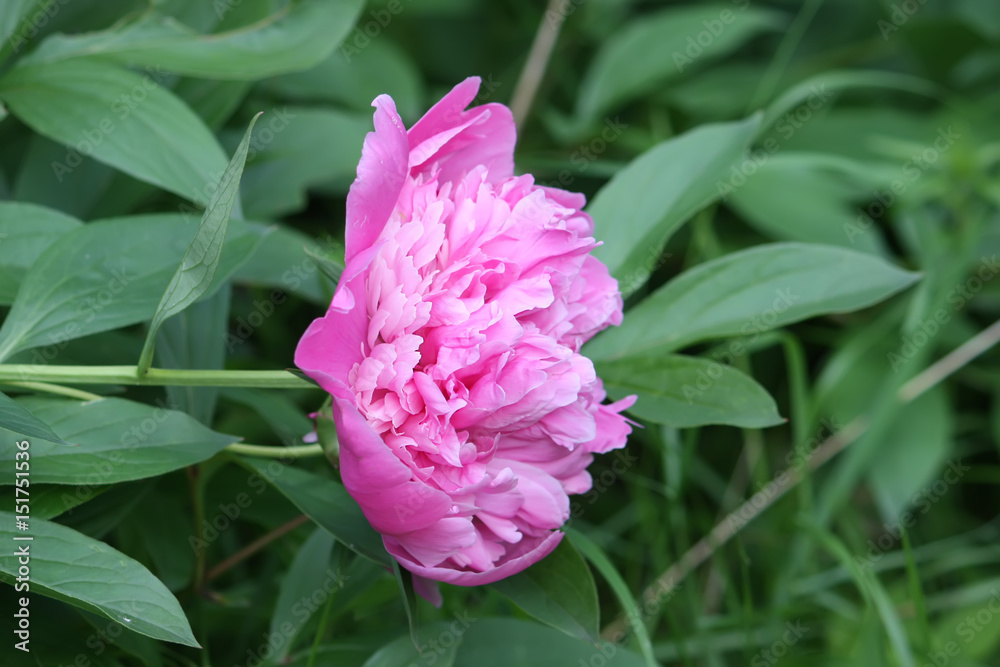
[206,514,309,583]
[0,365,314,389]
[511,0,567,127]
[225,443,324,458]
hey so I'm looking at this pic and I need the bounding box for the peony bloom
[295,77,635,585]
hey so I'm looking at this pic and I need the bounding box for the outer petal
[386,530,564,586]
[345,95,409,264]
[407,76,516,184]
[332,396,453,535]
[294,277,368,400]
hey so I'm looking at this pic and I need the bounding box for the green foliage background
[0,0,998,665]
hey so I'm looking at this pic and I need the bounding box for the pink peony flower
[295,77,635,585]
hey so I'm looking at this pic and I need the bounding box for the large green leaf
[0,58,228,205]
[0,390,71,446]
[138,115,260,372]
[262,39,423,120]
[0,511,199,646]
[576,4,783,119]
[727,153,891,254]
[585,243,920,361]
[490,538,600,642]
[235,457,391,567]
[21,0,364,79]
[0,214,267,361]
[0,397,235,485]
[0,201,81,304]
[268,528,338,664]
[589,115,760,294]
[596,354,784,428]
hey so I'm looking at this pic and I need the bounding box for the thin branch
[510,0,567,127]
[206,514,310,584]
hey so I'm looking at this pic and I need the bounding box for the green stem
[746,0,826,112]
[0,381,103,401]
[225,443,324,458]
[0,365,314,389]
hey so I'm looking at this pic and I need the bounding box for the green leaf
[758,70,940,130]
[268,528,337,663]
[0,214,266,361]
[233,224,340,305]
[576,5,784,120]
[234,457,391,567]
[455,618,648,667]
[125,485,196,593]
[0,511,199,646]
[727,153,891,254]
[596,354,783,428]
[490,538,600,642]
[589,115,760,293]
[158,286,232,425]
[867,387,954,519]
[0,201,82,304]
[304,242,345,285]
[585,243,920,361]
[11,135,116,219]
[22,0,364,79]
[137,114,261,373]
[363,622,460,667]
[262,39,423,121]
[0,397,235,485]
[0,483,103,521]
[392,560,420,649]
[566,529,657,667]
[233,107,369,219]
[0,389,72,446]
[0,58,229,205]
